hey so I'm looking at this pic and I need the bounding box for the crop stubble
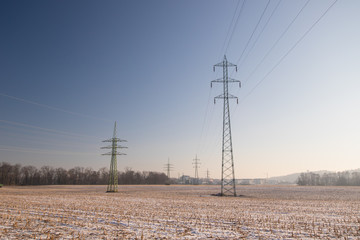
[0,185,360,239]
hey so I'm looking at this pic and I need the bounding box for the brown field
[1,185,360,239]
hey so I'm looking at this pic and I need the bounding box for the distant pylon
[101,122,127,192]
[164,158,173,180]
[211,55,240,196]
[192,155,200,185]
[206,168,210,184]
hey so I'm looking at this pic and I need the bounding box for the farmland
[1,185,360,239]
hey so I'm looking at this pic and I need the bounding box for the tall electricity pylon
[164,158,173,179]
[192,155,200,185]
[101,122,127,192]
[211,55,240,196]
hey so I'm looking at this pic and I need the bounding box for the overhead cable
[239,0,338,104]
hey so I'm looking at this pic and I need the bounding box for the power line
[0,125,97,144]
[220,0,242,56]
[0,145,97,156]
[239,0,338,104]
[241,0,311,86]
[204,109,222,157]
[200,1,245,157]
[0,128,99,148]
[234,0,271,68]
[231,0,310,115]
[0,119,99,139]
[236,0,282,72]
[196,87,213,154]
[0,93,111,122]
[224,0,247,56]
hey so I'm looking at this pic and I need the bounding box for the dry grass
[1,185,360,239]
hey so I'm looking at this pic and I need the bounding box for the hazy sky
[1,0,359,179]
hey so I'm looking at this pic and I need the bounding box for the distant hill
[268,169,360,184]
[268,170,332,184]
[347,168,360,173]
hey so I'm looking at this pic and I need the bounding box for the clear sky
[1,0,359,179]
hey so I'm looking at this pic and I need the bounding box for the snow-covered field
[1,185,360,239]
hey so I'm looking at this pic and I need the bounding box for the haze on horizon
[1,0,359,179]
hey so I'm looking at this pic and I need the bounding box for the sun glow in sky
[1,0,359,178]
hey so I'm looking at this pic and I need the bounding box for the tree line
[0,162,169,186]
[297,171,360,186]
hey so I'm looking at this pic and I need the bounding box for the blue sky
[1,0,359,178]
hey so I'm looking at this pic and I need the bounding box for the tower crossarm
[214,94,238,104]
[102,138,127,143]
[101,146,128,149]
[163,164,174,169]
[211,77,225,83]
[213,58,237,71]
[101,152,126,156]
[211,78,241,87]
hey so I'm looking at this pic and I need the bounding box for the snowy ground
[1,185,360,239]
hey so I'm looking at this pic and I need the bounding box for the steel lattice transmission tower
[164,158,173,183]
[206,169,210,184]
[101,122,127,192]
[211,55,241,196]
[192,155,200,185]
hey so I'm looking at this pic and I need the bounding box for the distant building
[178,175,191,184]
[236,178,267,185]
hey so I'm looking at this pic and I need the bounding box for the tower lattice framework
[211,55,240,196]
[101,122,127,192]
[192,155,200,185]
[164,158,174,179]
